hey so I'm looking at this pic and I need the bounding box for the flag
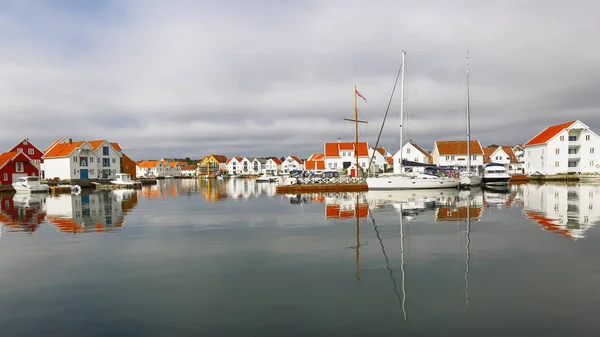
[355,89,367,102]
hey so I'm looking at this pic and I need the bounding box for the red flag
[355,89,367,102]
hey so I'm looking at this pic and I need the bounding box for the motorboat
[12,176,49,193]
[481,163,511,186]
[578,173,600,183]
[110,173,135,187]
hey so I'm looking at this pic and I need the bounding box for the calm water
[1,179,600,336]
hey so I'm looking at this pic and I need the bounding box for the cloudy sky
[1,0,598,160]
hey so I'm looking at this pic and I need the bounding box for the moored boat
[481,163,511,186]
[12,176,49,193]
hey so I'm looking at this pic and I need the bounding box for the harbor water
[1,179,600,336]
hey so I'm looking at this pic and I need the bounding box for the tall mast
[466,52,471,173]
[398,51,406,173]
[345,86,367,177]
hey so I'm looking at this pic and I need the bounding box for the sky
[1,0,599,160]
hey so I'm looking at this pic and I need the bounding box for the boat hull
[482,177,511,186]
[366,176,460,190]
[459,173,482,187]
[12,184,49,193]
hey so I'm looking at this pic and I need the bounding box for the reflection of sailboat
[464,191,471,312]
[366,189,460,215]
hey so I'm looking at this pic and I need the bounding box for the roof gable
[408,142,431,157]
[524,120,577,147]
[0,151,33,171]
[10,138,44,155]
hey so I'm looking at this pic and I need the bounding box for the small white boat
[482,163,511,186]
[12,176,49,193]
[256,175,279,183]
[110,173,135,186]
[578,173,600,183]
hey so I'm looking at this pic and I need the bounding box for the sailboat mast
[354,85,359,177]
[398,51,406,173]
[466,52,471,173]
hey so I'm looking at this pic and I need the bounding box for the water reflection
[522,183,600,240]
[0,190,138,235]
[0,193,47,233]
[46,191,137,233]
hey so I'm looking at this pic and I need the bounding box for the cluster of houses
[0,120,598,186]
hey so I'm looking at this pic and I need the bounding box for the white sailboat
[459,52,482,188]
[366,51,460,190]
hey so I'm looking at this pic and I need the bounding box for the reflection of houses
[324,194,368,220]
[45,192,132,233]
[0,194,46,233]
[522,184,600,240]
[226,178,276,199]
[436,205,482,221]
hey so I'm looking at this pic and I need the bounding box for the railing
[279,176,365,185]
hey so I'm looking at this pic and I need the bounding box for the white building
[392,141,432,173]
[89,140,123,179]
[368,147,392,173]
[524,120,600,175]
[431,140,484,171]
[181,165,197,177]
[264,158,282,175]
[513,145,525,173]
[239,157,261,175]
[281,156,304,173]
[136,160,170,178]
[482,146,520,174]
[43,139,100,181]
[323,141,369,173]
[225,157,243,175]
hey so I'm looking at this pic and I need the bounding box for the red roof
[325,141,369,157]
[305,153,325,170]
[290,155,303,164]
[524,121,577,147]
[270,157,283,165]
[43,141,86,158]
[435,140,483,155]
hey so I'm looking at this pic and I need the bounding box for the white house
[368,147,392,173]
[226,157,243,175]
[43,139,100,180]
[265,158,282,175]
[323,141,369,173]
[513,145,525,173]
[483,146,519,174]
[88,140,123,179]
[181,165,197,177]
[392,141,432,173]
[166,161,183,177]
[523,120,600,175]
[282,156,304,173]
[239,157,261,175]
[136,160,170,178]
[431,140,484,171]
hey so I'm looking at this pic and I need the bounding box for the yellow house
[198,154,228,176]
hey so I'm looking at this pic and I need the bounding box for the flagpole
[354,85,359,177]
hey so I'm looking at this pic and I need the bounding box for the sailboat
[366,51,460,190]
[459,52,482,188]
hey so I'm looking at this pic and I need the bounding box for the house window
[2,173,6,181]
[568,161,577,167]
[555,161,560,167]
[112,169,116,175]
[586,135,591,141]
[591,148,595,154]
[16,162,24,172]
[112,158,116,164]
[74,169,77,175]
[23,140,28,145]
[103,146,109,155]
[90,169,95,175]
[560,136,564,141]
[445,156,450,160]
[555,149,560,154]
[568,148,578,154]
[569,136,577,141]
[90,157,94,163]
[80,157,88,166]
[591,161,595,167]
[328,163,333,168]
[28,148,34,155]
[451,156,455,160]
[103,158,110,167]
[407,148,410,154]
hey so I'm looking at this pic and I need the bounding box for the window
[586,135,591,140]
[569,135,577,141]
[591,161,595,167]
[112,169,116,175]
[3,173,7,181]
[445,156,450,160]
[16,162,24,172]
[555,149,560,154]
[103,158,110,167]
[407,148,410,154]
[560,136,564,141]
[90,169,95,175]
[23,140,28,145]
[568,148,578,154]
[451,156,455,160]
[74,169,77,175]
[591,148,595,154]
[568,161,577,167]
[28,148,34,155]
[112,158,116,164]
[74,157,78,162]
[90,157,94,163]
[555,161,560,167]
[17,148,23,153]
[103,146,109,156]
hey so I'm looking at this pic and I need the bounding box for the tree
[487,144,499,148]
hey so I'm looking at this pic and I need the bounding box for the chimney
[338,138,341,143]
[68,138,72,144]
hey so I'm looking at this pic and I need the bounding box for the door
[80,169,89,179]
